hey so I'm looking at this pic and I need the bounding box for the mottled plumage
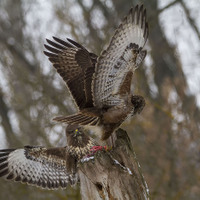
[65,125,96,183]
[44,5,148,140]
[0,125,96,189]
[44,37,97,109]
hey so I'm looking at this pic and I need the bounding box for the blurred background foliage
[0,0,200,199]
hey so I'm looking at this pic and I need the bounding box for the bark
[78,129,149,200]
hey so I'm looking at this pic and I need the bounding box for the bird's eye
[74,129,79,134]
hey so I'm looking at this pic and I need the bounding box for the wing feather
[44,37,98,109]
[0,146,70,189]
[92,5,148,108]
[54,113,99,126]
[119,71,133,95]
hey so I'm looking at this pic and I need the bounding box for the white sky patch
[0,5,9,22]
[68,1,83,21]
[52,74,65,90]
[91,8,106,29]
[32,90,43,101]
[0,62,17,146]
[22,0,64,75]
[168,88,179,104]
[44,125,65,146]
[159,0,175,8]
[0,63,11,98]
[62,97,78,114]
[158,1,200,106]
[100,0,114,10]
[144,55,159,97]
[47,104,59,115]
[67,1,91,38]
[30,106,39,119]
[7,110,20,135]
[0,126,7,148]
[184,0,200,24]
[82,0,93,9]
[91,8,106,39]
[52,124,63,134]
[23,1,58,39]
[172,108,185,123]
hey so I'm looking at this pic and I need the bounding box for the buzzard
[44,5,148,140]
[0,125,98,189]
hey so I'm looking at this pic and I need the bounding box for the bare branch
[179,0,200,40]
[158,0,180,14]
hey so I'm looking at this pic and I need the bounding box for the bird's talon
[90,146,107,154]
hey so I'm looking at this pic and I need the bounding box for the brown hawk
[44,5,148,141]
[0,125,98,189]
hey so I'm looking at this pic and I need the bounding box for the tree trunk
[78,129,149,200]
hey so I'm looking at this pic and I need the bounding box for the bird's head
[131,95,145,114]
[66,124,83,137]
[65,124,91,147]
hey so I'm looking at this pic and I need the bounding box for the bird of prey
[0,125,97,189]
[44,5,148,141]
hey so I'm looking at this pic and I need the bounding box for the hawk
[0,125,98,189]
[44,5,148,141]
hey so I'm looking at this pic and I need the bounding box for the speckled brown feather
[92,5,148,108]
[65,125,96,184]
[44,37,97,109]
[66,125,96,158]
[0,125,97,189]
[0,146,69,189]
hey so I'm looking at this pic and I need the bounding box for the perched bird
[44,5,148,141]
[0,125,97,189]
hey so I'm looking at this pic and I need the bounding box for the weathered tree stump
[78,129,149,200]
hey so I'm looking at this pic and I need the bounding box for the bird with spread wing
[44,5,148,141]
[0,125,98,189]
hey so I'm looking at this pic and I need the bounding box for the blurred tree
[0,0,199,199]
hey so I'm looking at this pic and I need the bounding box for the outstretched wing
[92,5,148,108]
[44,37,97,109]
[0,146,71,189]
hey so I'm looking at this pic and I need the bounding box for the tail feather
[53,113,99,126]
[79,117,99,125]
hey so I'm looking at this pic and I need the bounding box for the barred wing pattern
[93,5,148,108]
[44,37,97,109]
[0,146,70,189]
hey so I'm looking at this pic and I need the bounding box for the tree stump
[78,129,149,200]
